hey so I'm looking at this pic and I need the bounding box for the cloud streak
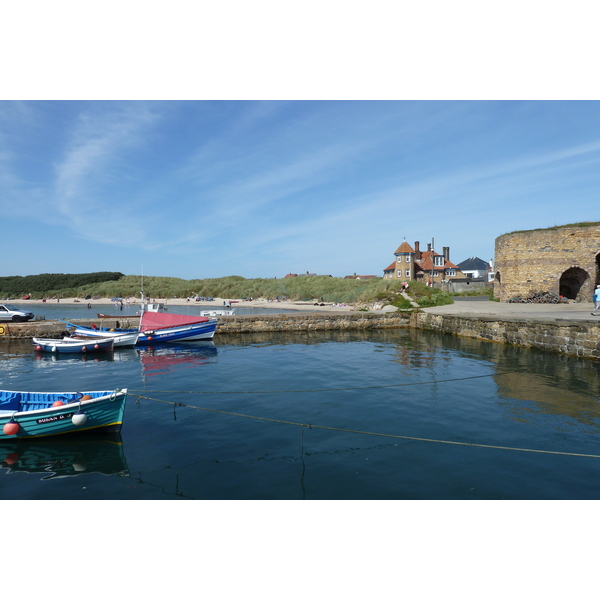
[2,101,600,278]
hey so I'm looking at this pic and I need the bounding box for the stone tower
[393,240,416,280]
[493,222,600,301]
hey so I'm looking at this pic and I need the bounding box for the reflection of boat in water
[137,342,218,376]
[0,434,128,479]
[33,351,133,364]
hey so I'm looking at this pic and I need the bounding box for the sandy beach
[17,296,357,313]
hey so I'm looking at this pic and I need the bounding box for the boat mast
[140,264,146,317]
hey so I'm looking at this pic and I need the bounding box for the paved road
[422,298,600,323]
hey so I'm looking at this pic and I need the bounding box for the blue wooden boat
[32,336,115,353]
[0,389,128,439]
[62,310,217,344]
[137,310,218,343]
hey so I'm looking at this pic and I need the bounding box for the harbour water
[1,328,600,499]
[9,301,300,322]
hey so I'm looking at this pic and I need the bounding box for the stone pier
[2,305,600,360]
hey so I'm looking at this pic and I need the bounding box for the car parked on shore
[0,304,34,322]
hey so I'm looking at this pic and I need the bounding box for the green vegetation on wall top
[499,221,600,238]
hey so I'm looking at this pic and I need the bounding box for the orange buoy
[3,420,19,436]
[52,400,64,407]
[94,344,99,349]
[81,394,93,401]
[82,346,87,352]
[4,452,19,465]
[36,345,42,351]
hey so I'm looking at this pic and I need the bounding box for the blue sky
[1,100,599,280]
[2,3,598,281]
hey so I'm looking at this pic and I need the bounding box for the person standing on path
[592,284,600,315]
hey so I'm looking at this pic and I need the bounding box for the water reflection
[137,341,218,377]
[410,332,600,429]
[32,348,140,365]
[0,434,128,479]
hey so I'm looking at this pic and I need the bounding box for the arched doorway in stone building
[559,267,589,300]
[493,271,501,298]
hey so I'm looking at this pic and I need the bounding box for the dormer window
[434,255,444,267]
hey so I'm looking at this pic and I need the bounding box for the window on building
[434,255,444,267]
[405,269,411,277]
[405,255,410,262]
[447,269,455,276]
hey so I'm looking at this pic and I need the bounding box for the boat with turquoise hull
[0,389,128,439]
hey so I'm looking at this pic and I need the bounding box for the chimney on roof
[415,241,421,260]
[427,243,431,252]
[443,246,450,261]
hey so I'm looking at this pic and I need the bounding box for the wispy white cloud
[2,101,600,279]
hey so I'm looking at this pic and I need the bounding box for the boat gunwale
[0,389,128,420]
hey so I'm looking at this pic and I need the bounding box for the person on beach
[592,284,600,315]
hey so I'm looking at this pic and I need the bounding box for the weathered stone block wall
[213,312,415,333]
[494,223,600,301]
[414,312,600,359]
[3,311,600,361]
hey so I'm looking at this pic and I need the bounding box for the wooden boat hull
[137,319,217,343]
[66,313,217,344]
[72,331,139,347]
[0,389,128,439]
[32,337,115,353]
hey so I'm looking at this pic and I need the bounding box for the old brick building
[383,240,464,283]
[493,222,600,301]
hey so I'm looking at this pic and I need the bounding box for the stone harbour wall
[2,311,600,360]
[414,313,600,359]
[212,312,414,333]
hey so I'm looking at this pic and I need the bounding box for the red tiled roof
[395,240,414,254]
[417,253,460,272]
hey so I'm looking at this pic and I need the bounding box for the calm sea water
[8,301,299,322]
[1,328,600,500]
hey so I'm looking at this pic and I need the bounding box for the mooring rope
[129,392,600,460]
[130,371,507,396]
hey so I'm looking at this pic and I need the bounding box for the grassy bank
[5,274,457,308]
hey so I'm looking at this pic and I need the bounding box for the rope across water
[129,370,600,460]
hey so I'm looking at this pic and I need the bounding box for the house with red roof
[383,240,465,284]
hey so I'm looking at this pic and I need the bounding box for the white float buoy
[72,411,88,426]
